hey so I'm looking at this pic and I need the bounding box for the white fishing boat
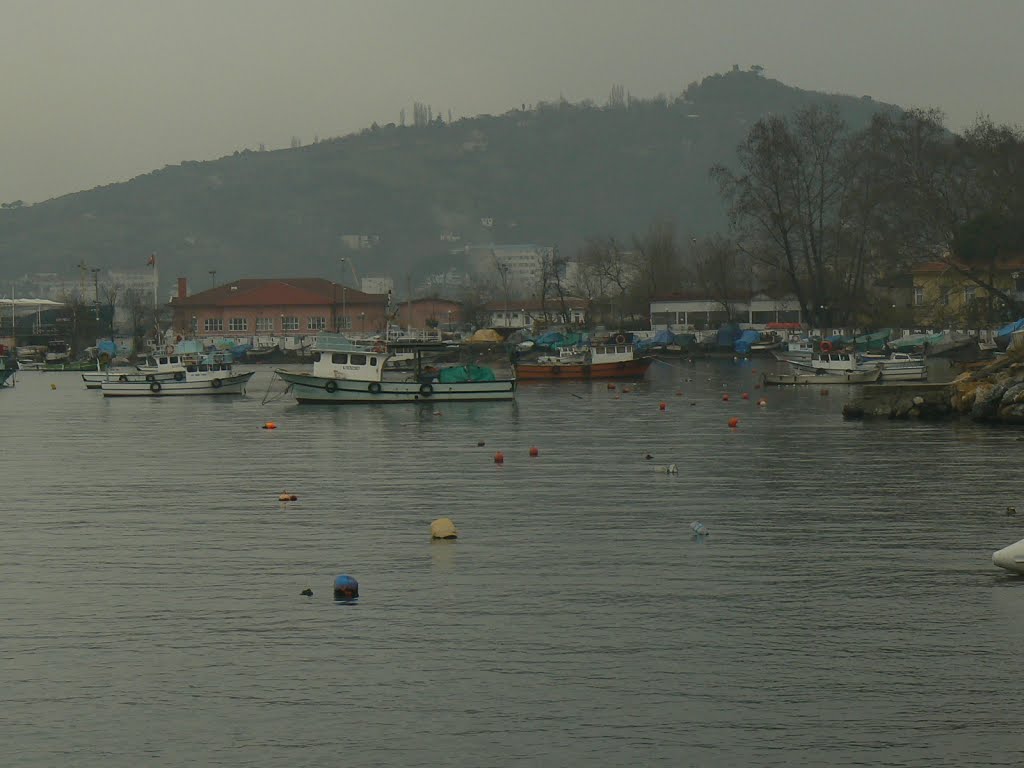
[83,352,194,389]
[275,334,515,404]
[761,368,882,386]
[99,355,253,397]
[993,535,1024,574]
[788,350,927,382]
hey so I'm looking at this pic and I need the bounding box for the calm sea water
[3,359,1024,767]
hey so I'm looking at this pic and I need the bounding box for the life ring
[368,382,382,394]
[173,372,185,381]
[165,345,175,355]
[118,374,129,382]
[373,342,385,353]
[149,381,162,393]
[419,383,434,397]
[145,374,155,382]
[615,334,626,344]
[819,341,833,353]
[324,380,338,393]
[210,378,222,389]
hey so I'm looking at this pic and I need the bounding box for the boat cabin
[591,344,637,364]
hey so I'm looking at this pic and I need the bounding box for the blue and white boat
[275,334,516,404]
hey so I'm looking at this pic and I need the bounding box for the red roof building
[169,277,389,337]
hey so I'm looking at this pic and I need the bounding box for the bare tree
[693,235,745,321]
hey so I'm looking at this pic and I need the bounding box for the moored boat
[275,334,515,404]
[100,369,254,397]
[788,350,927,382]
[761,368,882,386]
[515,342,652,380]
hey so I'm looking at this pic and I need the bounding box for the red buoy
[722,394,730,401]
[741,393,749,400]
[529,446,539,457]
[659,402,667,411]
[728,417,740,428]
[262,421,277,430]
[494,451,504,464]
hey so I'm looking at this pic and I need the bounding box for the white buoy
[691,521,710,537]
[993,537,1024,573]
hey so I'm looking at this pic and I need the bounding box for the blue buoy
[333,574,359,600]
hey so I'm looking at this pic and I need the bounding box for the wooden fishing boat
[515,342,653,380]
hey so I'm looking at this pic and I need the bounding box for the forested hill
[0,69,893,287]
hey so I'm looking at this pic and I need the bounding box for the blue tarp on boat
[996,318,1024,340]
[716,324,742,349]
[734,329,761,354]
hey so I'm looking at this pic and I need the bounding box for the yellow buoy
[430,517,458,539]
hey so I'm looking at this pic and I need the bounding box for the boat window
[331,353,348,364]
[200,364,209,372]
[370,357,377,366]
[170,357,179,365]
[158,357,168,365]
[350,354,368,366]
[314,352,323,363]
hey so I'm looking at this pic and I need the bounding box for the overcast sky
[2,0,1022,204]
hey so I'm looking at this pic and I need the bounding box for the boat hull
[277,371,515,403]
[515,358,652,380]
[762,369,881,386]
[101,372,254,397]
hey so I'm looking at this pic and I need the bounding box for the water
[3,360,1024,767]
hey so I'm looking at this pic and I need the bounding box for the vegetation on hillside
[0,69,890,295]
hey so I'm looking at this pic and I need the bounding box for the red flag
[147,254,156,267]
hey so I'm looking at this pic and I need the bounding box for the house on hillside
[169,277,388,338]
[649,292,803,330]
[911,259,1024,327]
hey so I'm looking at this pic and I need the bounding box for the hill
[0,69,894,292]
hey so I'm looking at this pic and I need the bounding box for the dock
[842,382,954,420]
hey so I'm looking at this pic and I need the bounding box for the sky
[2,0,1023,204]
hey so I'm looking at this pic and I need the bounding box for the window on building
[204,318,223,332]
[338,316,351,330]
[964,286,977,304]
[307,316,326,331]
[940,291,950,306]
[281,316,299,331]
[255,317,274,332]
[229,317,248,332]
[913,287,924,306]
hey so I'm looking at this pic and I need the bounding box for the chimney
[177,277,188,299]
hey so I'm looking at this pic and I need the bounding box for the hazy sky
[3,0,1023,204]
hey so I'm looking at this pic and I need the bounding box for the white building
[650,292,803,330]
[465,244,558,297]
[360,276,394,295]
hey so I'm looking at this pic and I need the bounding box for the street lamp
[360,311,365,331]
[209,270,217,289]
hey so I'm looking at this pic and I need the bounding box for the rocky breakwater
[843,354,1024,423]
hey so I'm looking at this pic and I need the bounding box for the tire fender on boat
[150,381,162,393]
[819,341,834,353]
[419,383,433,397]
[174,372,185,381]
[615,334,626,344]
[210,378,222,389]
[368,382,382,394]
[324,380,338,393]
[118,374,129,382]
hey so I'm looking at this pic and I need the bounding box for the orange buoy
[728,417,740,428]
[278,492,292,502]
[659,402,667,410]
[741,393,750,400]
[722,394,730,401]
[494,451,504,464]
[754,383,761,389]
[529,446,539,457]
[263,421,277,430]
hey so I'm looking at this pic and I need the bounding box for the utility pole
[209,270,217,290]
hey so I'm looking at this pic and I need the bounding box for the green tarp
[437,365,497,383]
